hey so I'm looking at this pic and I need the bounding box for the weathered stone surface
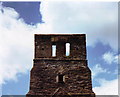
[26,34,95,97]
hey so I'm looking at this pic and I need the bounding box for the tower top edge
[35,34,86,36]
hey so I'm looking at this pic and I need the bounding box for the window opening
[66,43,70,56]
[41,47,44,50]
[57,74,65,83]
[52,45,56,57]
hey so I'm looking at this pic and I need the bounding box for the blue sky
[0,1,119,96]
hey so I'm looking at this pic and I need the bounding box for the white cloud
[102,52,119,65]
[93,78,118,95]
[91,63,118,95]
[0,85,1,97]
[91,64,108,78]
[0,4,35,85]
[0,1,118,96]
[0,2,56,87]
[40,1,118,51]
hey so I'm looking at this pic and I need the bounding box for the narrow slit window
[66,43,70,56]
[57,74,65,83]
[52,45,56,57]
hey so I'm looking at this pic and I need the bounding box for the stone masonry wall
[27,34,95,97]
[35,34,86,59]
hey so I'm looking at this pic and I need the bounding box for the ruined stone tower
[27,34,95,97]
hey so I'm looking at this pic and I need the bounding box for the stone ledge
[34,58,87,61]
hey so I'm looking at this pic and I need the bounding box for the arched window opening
[52,45,56,57]
[66,43,70,56]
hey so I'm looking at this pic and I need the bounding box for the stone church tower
[27,34,95,97]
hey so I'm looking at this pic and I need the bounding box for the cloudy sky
[0,1,119,96]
